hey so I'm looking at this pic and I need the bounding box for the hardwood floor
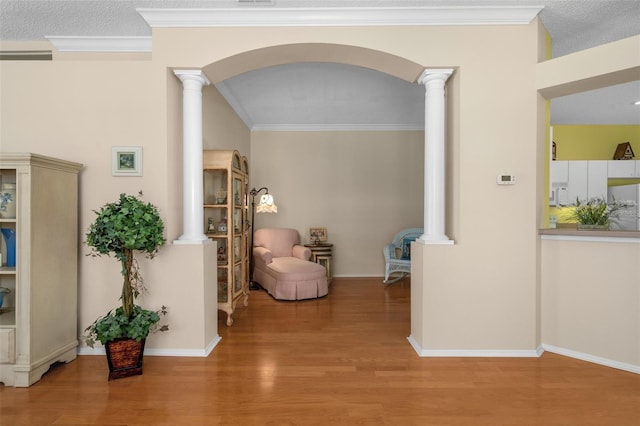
[1,277,638,425]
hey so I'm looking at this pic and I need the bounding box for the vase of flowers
[571,197,629,230]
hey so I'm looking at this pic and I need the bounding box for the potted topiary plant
[83,191,168,380]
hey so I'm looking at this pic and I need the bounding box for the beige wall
[541,238,640,370]
[163,22,547,353]
[534,34,640,371]
[537,35,640,98]
[0,60,234,353]
[1,20,549,355]
[250,131,424,277]
[203,85,250,154]
[0,60,248,353]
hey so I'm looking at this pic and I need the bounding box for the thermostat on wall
[497,174,516,185]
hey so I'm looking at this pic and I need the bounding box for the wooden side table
[304,243,333,285]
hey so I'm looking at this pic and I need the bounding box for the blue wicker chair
[383,228,423,284]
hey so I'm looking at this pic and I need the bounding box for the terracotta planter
[105,338,145,381]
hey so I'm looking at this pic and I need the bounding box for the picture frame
[309,227,327,243]
[112,146,142,176]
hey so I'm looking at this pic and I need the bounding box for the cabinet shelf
[0,267,16,275]
[206,232,228,238]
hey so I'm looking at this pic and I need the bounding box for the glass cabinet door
[233,177,242,207]
[233,264,242,295]
[204,169,228,236]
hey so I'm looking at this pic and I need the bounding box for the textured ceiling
[1,0,639,128]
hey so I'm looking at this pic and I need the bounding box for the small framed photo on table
[309,227,327,243]
[112,146,142,176]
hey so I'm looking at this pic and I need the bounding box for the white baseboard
[407,337,639,374]
[77,335,222,358]
[333,274,383,278]
[408,335,543,358]
[542,344,640,375]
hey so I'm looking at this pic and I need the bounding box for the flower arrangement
[570,196,630,229]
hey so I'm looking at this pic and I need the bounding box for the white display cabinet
[0,153,82,387]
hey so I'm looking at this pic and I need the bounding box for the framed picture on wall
[309,227,327,243]
[112,146,142,176]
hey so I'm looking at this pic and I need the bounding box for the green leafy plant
[83,192,168,348]
[84,305,168,348]
[571,196,628,227]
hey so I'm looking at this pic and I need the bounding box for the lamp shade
[256,194,277,213]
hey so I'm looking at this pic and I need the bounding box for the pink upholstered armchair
[252,228,328,300]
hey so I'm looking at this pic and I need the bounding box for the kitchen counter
[539,228,640,241]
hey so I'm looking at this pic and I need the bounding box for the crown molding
[44,6,543,52]
[250,123,425,132]
[216,80,424,132]
[137,6,543,28]
[215,81,255,129]
[45,36,152,52]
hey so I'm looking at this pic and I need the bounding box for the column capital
[416,68,454,85]
[173,69,211,86]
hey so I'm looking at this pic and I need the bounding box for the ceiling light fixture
[634,100,640,106]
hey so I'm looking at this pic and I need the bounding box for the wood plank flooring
[1,278,639,425]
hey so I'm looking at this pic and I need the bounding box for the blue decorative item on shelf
[1,228,16,267]
[0,287,10,309]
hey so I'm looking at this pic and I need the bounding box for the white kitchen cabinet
[567,161,587,203]
[549,161,569,205]
[607,160,635,178]
[0,153,82,387]
[549,160,610,206]
[550,161,569,185]
[587,160,608,199]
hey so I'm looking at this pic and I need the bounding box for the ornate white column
[417,69,454,245]
[173,69,211,244]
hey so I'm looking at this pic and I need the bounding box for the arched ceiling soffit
[202,43,425,84]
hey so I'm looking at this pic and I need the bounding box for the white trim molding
[45,7,543,53]
[250,123,425,132]
[408,336,544,358]
[215,81,255,129]
[542,344,640,375]
[45,36,152,52]
[138,6,543,28]
[77,335,222,358]
[541,234,640,244]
